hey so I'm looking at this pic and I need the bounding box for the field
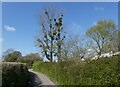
[33,56,120,86]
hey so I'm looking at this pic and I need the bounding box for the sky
[1,0,120,2]
[1,2,118,56]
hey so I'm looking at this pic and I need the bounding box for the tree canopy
[86,20,117,55]
[3,51,22,62]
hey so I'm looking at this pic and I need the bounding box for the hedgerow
[33,56,120,86]
[2,62,29,87]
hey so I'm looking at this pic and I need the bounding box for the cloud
[94,7,104,11]
[4,25,16,32]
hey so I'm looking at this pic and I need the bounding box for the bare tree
[36,6,65,62]
[61,35,86,61]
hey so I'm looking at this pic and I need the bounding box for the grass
[33,56,120,86]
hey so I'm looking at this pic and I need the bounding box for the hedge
[2,62,29,87]
[33,56,120,86]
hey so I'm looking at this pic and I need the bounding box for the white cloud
[94,7,104,11]
[4,25,16,32]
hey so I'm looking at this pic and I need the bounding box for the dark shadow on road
[27,71,42,87]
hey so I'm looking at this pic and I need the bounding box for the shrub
[2,62,29,87]
[33,56,120,85]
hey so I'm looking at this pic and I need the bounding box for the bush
[17,53,42,69]
[33,56,120,85]
[2,62,29,87]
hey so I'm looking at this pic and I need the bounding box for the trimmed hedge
[33,56,120,86]
[2,62,29,87]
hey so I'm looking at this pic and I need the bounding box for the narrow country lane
[28,69,57,87]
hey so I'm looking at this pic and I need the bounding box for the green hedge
[2,62,29,87]
[33,56,120,86]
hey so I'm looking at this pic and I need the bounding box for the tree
[84,39,97,58]
[86,20,117,55]
[2,49,14,60]
[54,14,65,62]
[36,7,56,62]
[36,6,65,62]
[61,35,86,61]
[118,30,120,51]
[18,53,42,68]
[3,51,22,62]
[103,29,119,53]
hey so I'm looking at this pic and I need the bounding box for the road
[27,69,56,87]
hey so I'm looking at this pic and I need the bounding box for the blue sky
[2,2,118,56]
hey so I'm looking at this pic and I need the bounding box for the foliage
[2,49,14,59]
[33,56,120,85]
[3,51,22,62]
[54,14,65,62]
[103,29,119,53]
[36,6,65,62]
[17,53,42,68]
[2,49,42,68]
[86,20,117,55]
[2,62,29,87]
